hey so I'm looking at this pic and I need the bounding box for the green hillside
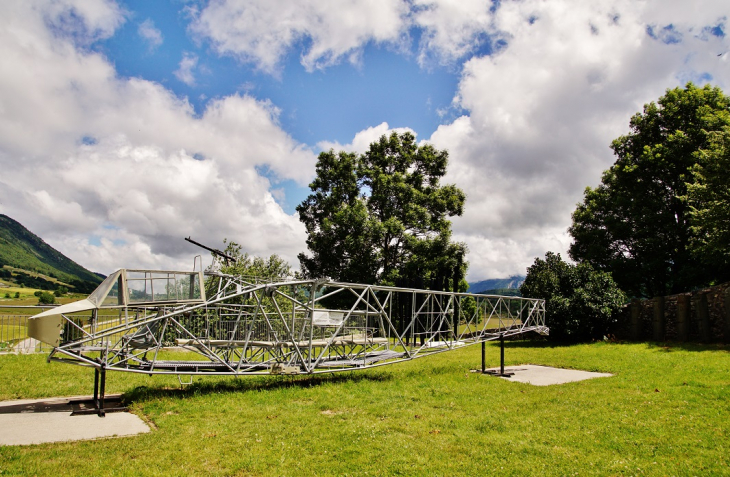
[0,214,102,292]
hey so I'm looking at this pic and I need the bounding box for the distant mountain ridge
[467,275,525,294]
[0,214,102,292]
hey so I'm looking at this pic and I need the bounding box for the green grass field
[0,340,728,475]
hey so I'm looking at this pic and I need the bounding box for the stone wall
[614,282,730,342]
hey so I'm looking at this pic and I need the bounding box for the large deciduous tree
[569,83,730,297]
[297,132,467,288]
[687,127,730,278]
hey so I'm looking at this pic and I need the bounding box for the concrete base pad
[474,364,612,386]
[0,395,150,446]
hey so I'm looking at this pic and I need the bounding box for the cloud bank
[0,0,314,273]
[0,0,728,283]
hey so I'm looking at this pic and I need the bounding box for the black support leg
[500,333,506,376]
[98,366,106,417]
[93,367,100,404]
[70,365,126,417]
[483,333,514,377]
[481,341,486,373]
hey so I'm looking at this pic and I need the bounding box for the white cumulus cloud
[138,18,163,50]
[429,0,730,280]
[317,122,415,155]
[189,0,411,74]
[2,0,729,286]
[174,52,198,86]
[0,0,316,275]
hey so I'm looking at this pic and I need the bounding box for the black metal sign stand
[481,333,514,377]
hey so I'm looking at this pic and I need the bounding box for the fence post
[676,294,690,342]
[652,296,665,341]
[630,299,641,341]
[697,293,711,343]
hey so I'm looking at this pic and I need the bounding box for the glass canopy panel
[87,270,123,307]
[127,271,153,304]
[101,275,122,306]
[126,270,203,304]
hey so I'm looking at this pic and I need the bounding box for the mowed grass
[0,341,728,476]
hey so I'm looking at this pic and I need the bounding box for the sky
[0,0,728,281]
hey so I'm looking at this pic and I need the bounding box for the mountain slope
[467,275,525,294]
[0,214,102,291]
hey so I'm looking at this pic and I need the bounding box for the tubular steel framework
[31,269,547,379]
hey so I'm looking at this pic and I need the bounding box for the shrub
[3,293,9,299]
[37,291,55,304]
[14,292,19,298]
[521,252,626,342]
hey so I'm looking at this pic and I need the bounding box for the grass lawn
[0,292,85,307]
[0,340,728,475]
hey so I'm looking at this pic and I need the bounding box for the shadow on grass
[501,338,729,353]
[497,338,578,349]
[123,370,394,405]
[642,341,729,353]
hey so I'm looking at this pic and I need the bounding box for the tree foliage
[569,83,730,297]
[687,126,730,277]
[521,252,626,342]
[37,291,55,305]
[214,240,293,281]
[297,132,467,288]
[54,286,68,297]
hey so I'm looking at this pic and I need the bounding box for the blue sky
[103,1,463,146]
[99,0,467,214]
[0,0,728,280]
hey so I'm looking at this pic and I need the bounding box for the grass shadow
[641,341,729,353]
[498,338,580,349]
[122,370,394,405]
[504,338,729,352]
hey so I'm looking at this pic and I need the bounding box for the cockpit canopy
[88,269,206,307]
[28,269,207,346]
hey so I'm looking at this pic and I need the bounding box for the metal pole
[93,367,99,405]
[98,366,106,417]
[481,341,485,373]
[483,332,514,377]
[500,332,505,376]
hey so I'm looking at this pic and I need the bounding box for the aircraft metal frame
[38,271,547,377]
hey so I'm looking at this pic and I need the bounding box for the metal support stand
[71,364,127,417]
[482,333,514,377]
[481,341,486,373]
[94,366,106,417]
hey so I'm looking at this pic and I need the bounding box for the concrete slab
[0,395,150,446]
[475,364,613,386]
